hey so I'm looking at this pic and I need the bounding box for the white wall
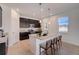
[0,4,20,47]
[59,8,79,46]
[41,8,79,46]
[41,16,59,36]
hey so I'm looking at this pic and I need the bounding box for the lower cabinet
[20,32,29,40]
[0,43,6,55]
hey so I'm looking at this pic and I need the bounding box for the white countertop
[29,34,59,44]
[37,34,58,44]
[20,28,40,32]
[0,36,7,43]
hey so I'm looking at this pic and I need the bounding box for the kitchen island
[29,34,58,55]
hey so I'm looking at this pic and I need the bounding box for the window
[58,16,69,32]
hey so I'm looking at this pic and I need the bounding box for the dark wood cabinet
[20,17,41,28]
[0,43,6,55]
[20,32,29,40]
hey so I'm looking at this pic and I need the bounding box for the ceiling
[3,3,79,20]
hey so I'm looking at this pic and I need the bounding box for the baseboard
[62,39,79,47]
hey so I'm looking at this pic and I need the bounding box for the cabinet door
[9,9,19,46]
[0,43,6,55]
[0,6,2,27]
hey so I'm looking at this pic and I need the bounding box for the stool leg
[40,46,41,55]
[53,44,55,54]
[51,45,53,55]
[45,49,48,55]
[60,40,62,46]
[58,40,60,49]
[56,42,58,50]
[59,39,62,49]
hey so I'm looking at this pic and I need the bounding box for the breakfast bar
[29,34,59,55]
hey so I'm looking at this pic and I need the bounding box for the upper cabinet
[20,17,41,28]
[0,6,2,27]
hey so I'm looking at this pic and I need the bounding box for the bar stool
[58,35,62,48]
[40,40,52,55]
[51,39,55,54]
[51,37,58,54]
[56,36,60,49]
